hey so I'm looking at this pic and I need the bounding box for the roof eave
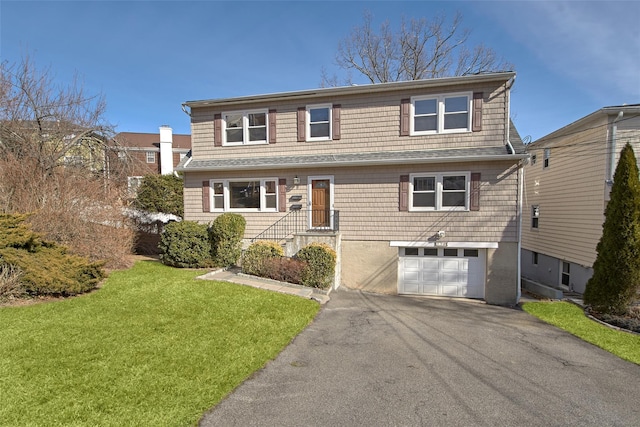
[183,72,516,109]
[176,153,527,173]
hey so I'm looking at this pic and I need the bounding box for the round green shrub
[159,221,212,268]
[209,213,246,267]
[133,174,184,217]
[242,240,284,276]
[296,243,336,289]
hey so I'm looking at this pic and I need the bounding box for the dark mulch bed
[587,306,640,334]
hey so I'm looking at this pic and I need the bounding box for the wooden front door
[311,179,331,227]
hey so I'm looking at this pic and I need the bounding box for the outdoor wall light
[293,176,300,185]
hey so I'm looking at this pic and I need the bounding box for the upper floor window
[409,172,470,211]
[223,109,268,146]
[411,93,471,135]
[531,154,537,165]
[531,205,540,228]
[146,151,155,163]
[543,148,550,168]
[307,104,332,141]
[209,178,277,212]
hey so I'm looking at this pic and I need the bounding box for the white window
[531,205,540,228]
[411,93,471,135]
[306,104,332,141]
[209,178,278,212]
[409,172,470,211]
[543,148,550,168]
[146,151,156,163]
[223,109,268,146]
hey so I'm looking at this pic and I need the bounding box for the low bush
[0,213,105,296]
[209,213,246,267]
[296,243,336,289]
[242,240,284,276]
[261,257,306,284]
[0,247,104,295]
[159,221,212,268]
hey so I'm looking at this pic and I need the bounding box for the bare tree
[0,55,123,175]
[0,55,134,268]
[323,11,513,86]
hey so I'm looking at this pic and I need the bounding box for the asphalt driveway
[199,288,640,426]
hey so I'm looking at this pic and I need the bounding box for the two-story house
[522,104,640,296]
[113,125,191,190]
[179,72,527,305]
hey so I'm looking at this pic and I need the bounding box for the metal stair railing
[251,209,340,243]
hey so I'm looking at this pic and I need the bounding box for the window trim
[531,205,540,229]
[409,172,470,211]
[146,151,156,163]
[410,92,472,136]
[209,178,278,212]
[222,109,269,146]
[306,103,332,142]
[543,148,550,168]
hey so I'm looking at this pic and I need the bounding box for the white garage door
[398,247,485,298]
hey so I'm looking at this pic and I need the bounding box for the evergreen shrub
[159,221,212,268]
[0,213,104,296]
[296,243,336,289]
[241,240,284,276]
[209,213,246,267]
[133,174,184,217]
[584,143,640,314]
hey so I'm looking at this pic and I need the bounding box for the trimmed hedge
[209,213,246,267]
[159,221,212,268]
[296,243,336,289]
[242,241,284,276]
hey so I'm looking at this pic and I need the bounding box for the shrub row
[159,213,246,268]
[241,241,336,289]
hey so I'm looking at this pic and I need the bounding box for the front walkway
[197,267,331,304]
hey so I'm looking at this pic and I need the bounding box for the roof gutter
[176,153,528,173]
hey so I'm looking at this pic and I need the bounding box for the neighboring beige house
[521,104,640,296]
[178,72,527,305]
[113,126,191,190]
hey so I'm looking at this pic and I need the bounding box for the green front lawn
[0,261,320,426]
[522,301,640,365]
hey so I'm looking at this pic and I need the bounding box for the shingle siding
[189,82,510,162]
[184,161,520,243]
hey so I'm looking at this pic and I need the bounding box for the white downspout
[517,162,523,303]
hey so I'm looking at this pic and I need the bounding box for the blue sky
[1,1,639,141]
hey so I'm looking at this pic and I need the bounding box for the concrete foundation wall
[485,242,519,305]
[341,241,398,294]
[521,249,592,294]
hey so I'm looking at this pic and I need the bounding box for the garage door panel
[398,247,486,299]
[440,285,459,296]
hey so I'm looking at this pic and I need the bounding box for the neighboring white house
[521,104,640,295]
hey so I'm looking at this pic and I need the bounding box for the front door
[310,178,331,228]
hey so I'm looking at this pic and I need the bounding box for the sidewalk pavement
[197,267,331,304]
